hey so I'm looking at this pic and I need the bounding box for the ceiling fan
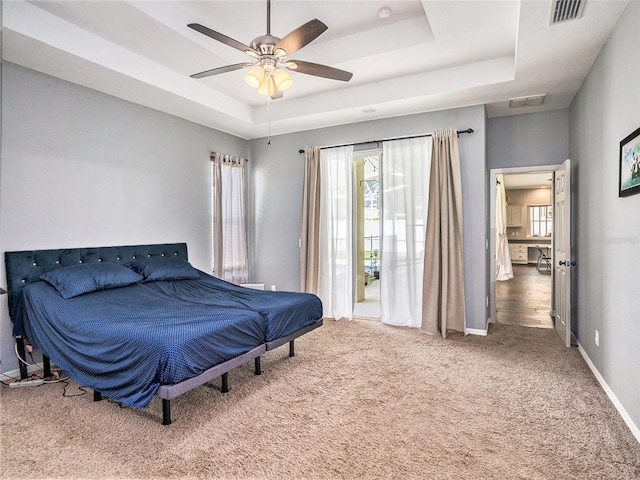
[188,0,353,99]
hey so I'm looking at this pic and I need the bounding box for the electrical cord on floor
[12,342,70,383]
[5,361,124,408]
[56,384,129,408]
[0,371,20,386]
[106,398,129,409]
[61,381,89,397]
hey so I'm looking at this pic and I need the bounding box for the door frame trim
[489,165,559,326]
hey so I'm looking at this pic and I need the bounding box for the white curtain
[496,173,513,281]
[318,146,354,320]
[212,152,248,284]
[380,138,431,327]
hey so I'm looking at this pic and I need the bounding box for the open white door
[554,159,572,347]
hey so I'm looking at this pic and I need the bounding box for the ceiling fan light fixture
[273,68,293,91]
[244,49,260,59]
[188,0,353,99]
[257,75,276,96]
[245,65,265,89]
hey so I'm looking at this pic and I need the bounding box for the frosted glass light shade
[245,65,264,89]
[257,76,275,96]
[273,69,293,91]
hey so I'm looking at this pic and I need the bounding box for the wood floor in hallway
[497,264,553,329]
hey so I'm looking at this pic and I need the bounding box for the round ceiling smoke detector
[378,6,391,19]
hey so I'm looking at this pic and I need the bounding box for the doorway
[354,151,381,319]
[491,168,554,329]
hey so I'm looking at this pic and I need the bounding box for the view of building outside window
[363,156,380,278]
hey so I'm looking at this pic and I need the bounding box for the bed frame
[5,243,322,425]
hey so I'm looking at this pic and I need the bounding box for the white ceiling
[2,0,628,139]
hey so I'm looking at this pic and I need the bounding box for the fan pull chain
[267,96,272,146]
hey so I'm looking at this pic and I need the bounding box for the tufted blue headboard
[4,243,188,322]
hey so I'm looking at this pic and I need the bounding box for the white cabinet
[506,205,524,227]
[508,243,528,264]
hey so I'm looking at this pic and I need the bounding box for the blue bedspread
[15,281,266,408]
[144,271,323,342]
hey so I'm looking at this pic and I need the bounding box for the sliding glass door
[318,140,431,327]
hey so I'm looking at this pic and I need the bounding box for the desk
[508,240,551,264]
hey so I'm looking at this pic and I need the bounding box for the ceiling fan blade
[188,23,260,58]
[191,62,253,79]
[274,19,327,57]
[286,60,353,82]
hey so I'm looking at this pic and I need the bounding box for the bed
[5,243,323,425]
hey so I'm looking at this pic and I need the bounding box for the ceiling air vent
[509,94,546,108]
[549,0,586,25]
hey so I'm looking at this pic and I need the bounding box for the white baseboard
[577,342,640,445]
[465,327,487,336]
[1,362,46,381]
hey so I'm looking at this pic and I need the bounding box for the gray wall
[0,63,247,373]
[488,110,569,169]
[569,2,640,431]
[247,106,488,332]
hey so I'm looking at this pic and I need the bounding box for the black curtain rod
[298,128,474,154]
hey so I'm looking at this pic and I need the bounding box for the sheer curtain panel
[422,129,466,337]
[496,173,513,281]
[212,152,248,284]
[381,138,432,327]
[300,146,322,294]
[318,146,354,320]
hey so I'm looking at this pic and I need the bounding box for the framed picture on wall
[619,126,640,197]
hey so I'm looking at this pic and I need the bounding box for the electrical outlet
[595,329,600,347]
[271,285,276,291]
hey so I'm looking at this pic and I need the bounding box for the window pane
[530,205,552,237]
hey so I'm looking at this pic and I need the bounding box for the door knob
[558,260,576,267]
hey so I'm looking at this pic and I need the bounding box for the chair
[535,246,551,273]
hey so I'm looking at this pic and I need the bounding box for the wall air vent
[509,94,546,108]
[549,0,586,25]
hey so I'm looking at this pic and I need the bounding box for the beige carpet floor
[1,319,639,479]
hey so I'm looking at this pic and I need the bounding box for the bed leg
[16,338,29,380]
[43,355,52,378]
[221,373,229,393]
[162,399,172,426]
[94,391,103,402]
[255,356,261,375]
[289,340,295,357]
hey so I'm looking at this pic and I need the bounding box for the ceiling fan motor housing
[251,35,282,56]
